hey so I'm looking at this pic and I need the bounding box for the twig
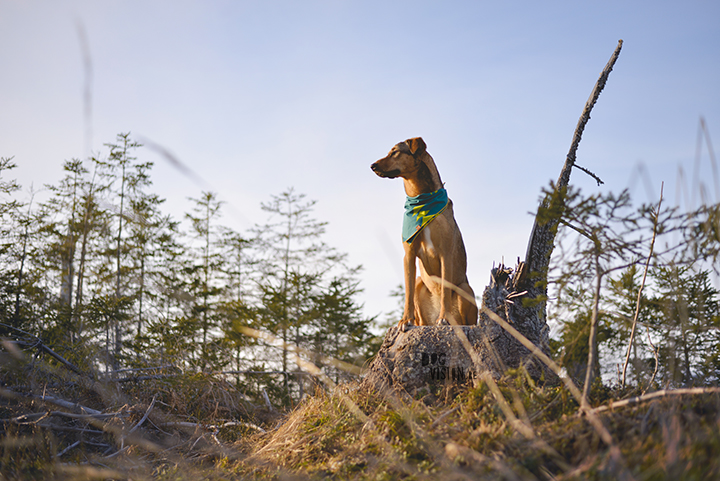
[7,412,47,423]
[582,248,603,408]
[128,394,156,434]
[37,424,105,435]
[36,393,102,416]
[104,446,130,459]
[6,410,124,424]
[573,164,605,186]
[38,411,125,420]
[109,365,176,374]
[162,420,266,433]
[0,323,84,375]
[591,387,720,414]
[217,421,266,433]
[622,182,663,387]
[112,374,179,383]
[56,440,81,458]
[0,388,103,417]
[642,324,660,394]
[430,406,459,428]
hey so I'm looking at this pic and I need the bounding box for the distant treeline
[0,133,378,406]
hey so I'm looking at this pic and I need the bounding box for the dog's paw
[400,321,412,332]
[437,318,450,326]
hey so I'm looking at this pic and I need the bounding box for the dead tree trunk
[479,40,623,379]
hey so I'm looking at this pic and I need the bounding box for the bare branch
[128,395,156,434]
[592,387,720,414]
[574,164,605,186]
[622,182,663,387]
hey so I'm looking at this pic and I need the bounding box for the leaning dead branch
[495,40,625,370]
[1,323,84,375]
[591,387,720,414]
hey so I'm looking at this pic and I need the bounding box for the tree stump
[362,301,552,395]
[362,325,492,395]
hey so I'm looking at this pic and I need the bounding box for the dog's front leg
[437,255,452,326]
[400,245,417,330]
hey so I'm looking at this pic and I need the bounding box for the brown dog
[371,137,477,327]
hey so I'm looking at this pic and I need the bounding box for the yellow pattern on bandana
[403,188,448,244]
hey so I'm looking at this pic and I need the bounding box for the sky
[1,0,718,322]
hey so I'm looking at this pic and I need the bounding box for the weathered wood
[362,325,499,395]
[477,39,624,375]
[513,39,624,317]
[591,387,720,414]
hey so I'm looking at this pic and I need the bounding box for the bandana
[402,188,448,244]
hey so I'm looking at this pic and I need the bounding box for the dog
[371,137,478,328]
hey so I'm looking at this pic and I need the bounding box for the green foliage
[551,185,720,390]
[649,266,720,386]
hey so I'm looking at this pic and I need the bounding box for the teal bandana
[402,188,449,244]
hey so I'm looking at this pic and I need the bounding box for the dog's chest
[417,225,441,271]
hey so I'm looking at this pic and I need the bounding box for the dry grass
[235,373,720,480]
[2,343,720,481]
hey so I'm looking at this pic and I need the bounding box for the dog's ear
[406,137,427,157]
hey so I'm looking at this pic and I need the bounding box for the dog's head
[371,137,427,179]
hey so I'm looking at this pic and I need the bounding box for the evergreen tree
[649,266,720,386]
[247,188,374,402]
[308,274,375,383]
[551,188,656,392]
[181,191,226,370]
[252,188,338,374]
[0,157,22,333]
[218,229,259,373]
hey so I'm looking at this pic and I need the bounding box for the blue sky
[1,0,718,320]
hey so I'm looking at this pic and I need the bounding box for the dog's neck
[403,152,444,197]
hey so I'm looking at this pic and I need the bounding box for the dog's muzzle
[371,163,399,178]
